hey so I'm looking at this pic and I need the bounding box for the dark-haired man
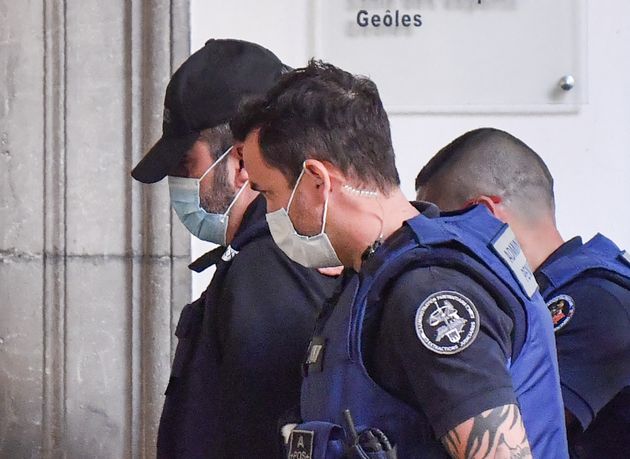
[132,39,338,458]
[231,61,568,458]
[416,127,630,458]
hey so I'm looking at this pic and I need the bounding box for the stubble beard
[200,160,236,214]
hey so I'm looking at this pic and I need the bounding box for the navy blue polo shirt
[535,237,630,457]
[363,262,516,442]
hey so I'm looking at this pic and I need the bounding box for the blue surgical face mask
[168,146,248,245]
[265,167,342,268]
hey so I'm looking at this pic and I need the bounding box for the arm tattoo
[441,404,532,459]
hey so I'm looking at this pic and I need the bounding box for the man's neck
[341,188,419,271]
[225,190,259,245]
[512,219,564,271]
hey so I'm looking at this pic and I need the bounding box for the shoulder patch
[546,294,575,332]
[414,291,480,355]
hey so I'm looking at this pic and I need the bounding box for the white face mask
[265,167,342,268]
[168,146,248,246]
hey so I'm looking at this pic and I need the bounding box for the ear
[467,195,507,221]
[464,195,495,212]
[303,159,332,197]
[230,143,249,188]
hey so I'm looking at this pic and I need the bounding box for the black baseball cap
[131,39,289,183]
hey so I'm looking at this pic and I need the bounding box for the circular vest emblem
[415,291,480,355]
[546,294,575,332]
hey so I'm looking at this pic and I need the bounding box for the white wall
[190,0,630,297]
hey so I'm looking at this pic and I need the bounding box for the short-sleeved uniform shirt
[535,237,630,457]
[362,261,517,446]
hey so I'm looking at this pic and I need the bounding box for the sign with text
[312,0,587,112]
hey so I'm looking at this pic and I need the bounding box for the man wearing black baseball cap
[132,39,338,458]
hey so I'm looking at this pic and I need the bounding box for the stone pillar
[0,1,191,457]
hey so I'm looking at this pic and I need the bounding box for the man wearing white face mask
[232,61,568,459]
[131,40,339,459]
[265,166,342,268]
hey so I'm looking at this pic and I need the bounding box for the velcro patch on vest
[491,226,538,299]
[415,291,480,355]
[304,336,326,374]
[221,245,239,262]
[546,294,575,332]
[288,429,314,459]
[620,250,630,267]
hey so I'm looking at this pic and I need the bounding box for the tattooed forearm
[440,404,532,459]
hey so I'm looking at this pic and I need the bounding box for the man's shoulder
[233,231,277,256]
[540,234,630,289]
[227,234,288,273]
[390,264,487,298]
[383,264,503,322]
[224,234,340,292]
[548,275,630,335]
[553,274,630,310]
[552,278,630,347]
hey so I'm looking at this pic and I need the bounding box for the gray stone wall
[0,1,191,457]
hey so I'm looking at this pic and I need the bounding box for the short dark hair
[167,124,232,177]
[231,60,400,192]
[415,128,556,220]
[198,123,233,160]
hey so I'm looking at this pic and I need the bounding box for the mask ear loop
[286,164,329,236]
[222,180,250,220]
[286,166,307,212]
[320,191,331,235]
[200,145,233,182]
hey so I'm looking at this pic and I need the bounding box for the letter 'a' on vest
[537,233,630,298]
[300,205,568,458]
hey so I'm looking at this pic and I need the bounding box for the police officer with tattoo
[231,61,568,458]
[131,40,338,458]
[415,128,630,458]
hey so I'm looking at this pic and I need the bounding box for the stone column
[0,1,191,457]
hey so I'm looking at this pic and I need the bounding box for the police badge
[546,294,575,332]
[415,291,480,355]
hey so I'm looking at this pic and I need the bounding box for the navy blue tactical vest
[537,233,630,298]
[297,205,568,459]
[536,234,630,458]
